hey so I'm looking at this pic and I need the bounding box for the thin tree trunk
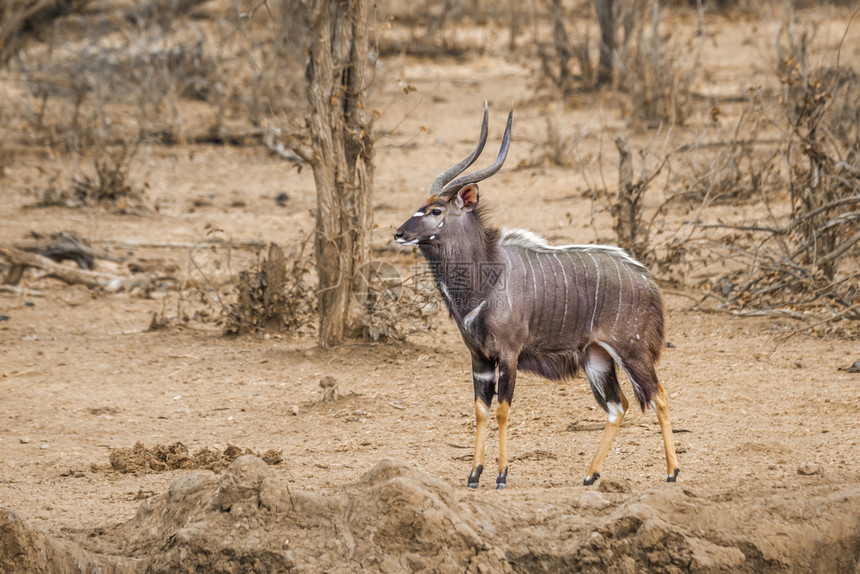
[613,134,645,260]
[594,0,617,86]
[302,0,375,347]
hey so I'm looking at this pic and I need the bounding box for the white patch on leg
[464,300,487,329]
[476,402,489,417]
[606,402,624,424]
[473,371,495,383]
[584,353,611,400]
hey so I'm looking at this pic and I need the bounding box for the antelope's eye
[431,208,442,216]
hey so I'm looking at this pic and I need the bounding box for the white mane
[499,228,645,269]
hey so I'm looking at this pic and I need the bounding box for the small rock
[40,444,48,450]
[0,315,9,322]
[25,302,34,307]
[320,376,338,402]
[289,405,299,416]
[847,361,860,373]
[598,478,631,493]
[275,192,290,206]
[666,341,676,348]
[577,491,609,509]
[19,437,30,444]
[797,463,822,476]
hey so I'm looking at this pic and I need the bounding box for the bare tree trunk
[550,0,572,95]
[593,0,617,86]
[300,0,375,347]
[613,134,646,260]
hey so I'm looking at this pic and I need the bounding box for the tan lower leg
[472,399,489,473]
[496,401,510,488]
[653,381,680,479]
[496,401,510,474]
[585,393,628,483]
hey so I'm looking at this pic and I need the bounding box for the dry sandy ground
[1,6,859,573]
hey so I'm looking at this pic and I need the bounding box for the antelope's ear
[455,184,479,212]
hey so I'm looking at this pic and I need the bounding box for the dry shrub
[526,114,588,169]
[534,0,579,97]
[6,0,307,149]
[681,89,784,205]
[31,141,149,213]
[617,2,696,126]
[352,260,441,341]
[108,441,282,474]
[376,0,481,58]
[17,24,217,149]
[530,1,695,123]
[0,0,92,66]
[223,240,316,336]
[658,15,860,336]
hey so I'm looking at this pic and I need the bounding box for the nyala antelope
[394,105,680,489]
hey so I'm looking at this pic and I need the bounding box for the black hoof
[495,467,508,490]
[467,464,483,489]
[667,468,680,482]
[583,472,600,486]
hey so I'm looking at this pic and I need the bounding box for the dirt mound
[2,457,860,573]
[0,507,110,574]
[506,488,860,573]
[107,456,497,573]
[107,442,283,474]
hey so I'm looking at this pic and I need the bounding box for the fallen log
[14,232,95,269]
[88,238,266,250]
[0,247,149,292]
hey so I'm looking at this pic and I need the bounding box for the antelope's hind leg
[583,345,627,486]
[652,380,680,482]
[622,357,681,482]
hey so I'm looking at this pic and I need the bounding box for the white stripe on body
[610,256,623,333]
[535,253,549,327]
[499,250,515,310]
[498,228,645,269]
[522,251,538,321]
[586,252,600,334]
[551,253,569,334]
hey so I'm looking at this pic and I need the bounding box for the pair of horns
[429,103,512,197]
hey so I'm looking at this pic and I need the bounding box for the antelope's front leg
[468,355,497,488]
[495,358,518,489]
